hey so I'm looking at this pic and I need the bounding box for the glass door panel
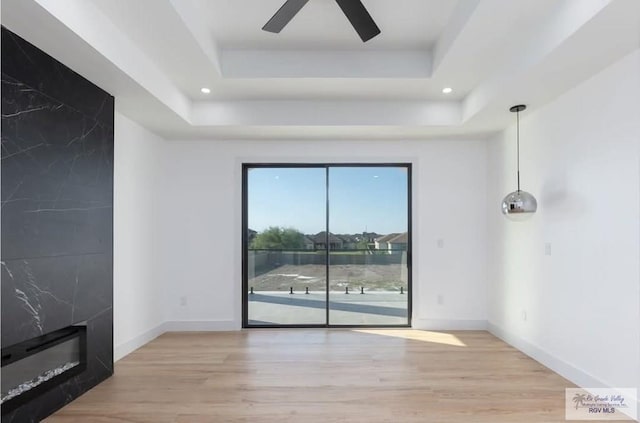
[246,167,327,326]
[244,164,411,327]
[327,166,410,325]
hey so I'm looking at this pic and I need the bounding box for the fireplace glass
[1,325,87,414]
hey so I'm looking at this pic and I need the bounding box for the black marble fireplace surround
[1,27,114,421]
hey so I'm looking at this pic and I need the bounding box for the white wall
[113,111,166,360]
[157,139,488,330]
[487,49,640,402]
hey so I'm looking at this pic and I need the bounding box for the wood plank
[45,330,620,423]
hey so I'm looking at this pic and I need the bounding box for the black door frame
[242,163,412,328]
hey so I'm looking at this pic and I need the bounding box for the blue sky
[247,166,408,235]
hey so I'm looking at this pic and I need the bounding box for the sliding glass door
[328,167,410,325]
[243,164,411,327]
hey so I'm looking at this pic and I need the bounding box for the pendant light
[501,104,537,220]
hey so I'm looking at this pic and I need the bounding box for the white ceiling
[2,0,639,140]
[204,0,458,50]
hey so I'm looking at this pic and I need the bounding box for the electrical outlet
[521,310,527,321]
[180,296,187,306]
[545,243,552,256]
[437,294,444,305]
[437,239,444,248]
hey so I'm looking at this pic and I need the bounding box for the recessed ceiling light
[442,87,453,94]
[200,87,211,94]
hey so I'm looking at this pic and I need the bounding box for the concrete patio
[248,291,409,325]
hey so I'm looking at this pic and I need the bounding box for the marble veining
[1,27,114,422]
[14,287,43,335]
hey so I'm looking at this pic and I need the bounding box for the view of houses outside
[248,228,408,292]
[248,227,408,253]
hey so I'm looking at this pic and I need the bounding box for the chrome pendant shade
[502,190,537,220]
[501,105,537,220]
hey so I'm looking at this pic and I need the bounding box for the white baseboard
[114,320,239,361]
[488,322,608,387]
[412,318,487,330]
[163,319,239,332]
[114,323,166,362]
[488,322,639,422]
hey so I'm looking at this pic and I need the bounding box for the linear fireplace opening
[1,325,87,415]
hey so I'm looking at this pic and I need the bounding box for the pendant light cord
[516,109,521,191]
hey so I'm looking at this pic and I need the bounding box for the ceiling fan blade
[334,0,381,42]
[262,0,311,33]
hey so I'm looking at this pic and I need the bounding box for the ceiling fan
[262,0,381,43]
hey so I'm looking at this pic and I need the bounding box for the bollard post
[250,287,254,295]
[290,287,294,294]
[400,286,404,294]
[360,286,364,294]
[305,287,309,294]
[345,286,349,294]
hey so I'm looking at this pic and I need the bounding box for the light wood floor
[46,329,592,422]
